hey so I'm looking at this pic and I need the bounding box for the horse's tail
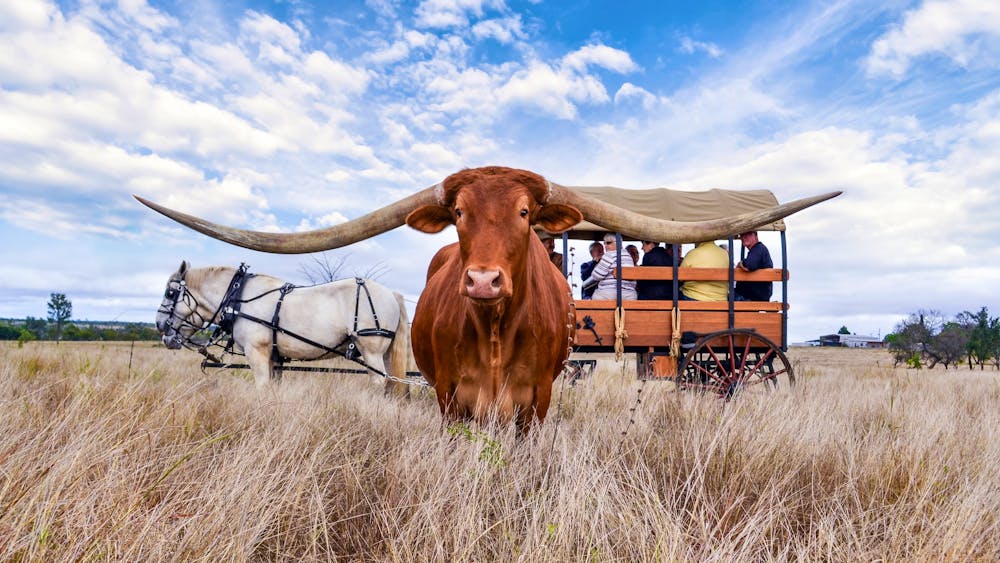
[389,290,411,382]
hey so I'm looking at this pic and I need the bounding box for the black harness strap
[195,269,400,379]
[216,263,252,332]
[353,278,395,338]
[270,283,296,365]
[205,263,253,356]
[235,309,390,379]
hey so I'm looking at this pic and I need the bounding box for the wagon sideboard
[572,266,788,352]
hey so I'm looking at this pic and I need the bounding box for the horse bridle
[159,273,211,348]
[160,264,254,352]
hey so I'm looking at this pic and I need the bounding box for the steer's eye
[519,208,529,218]
[455,208,463,218]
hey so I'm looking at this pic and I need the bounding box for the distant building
[819,334,886,348]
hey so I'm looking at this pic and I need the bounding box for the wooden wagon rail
[617,266,788,282]
[572,267,788,351]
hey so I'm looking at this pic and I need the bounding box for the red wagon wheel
[677,328,794,400]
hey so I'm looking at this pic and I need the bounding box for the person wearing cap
[735,231,773,301]
[537,231,565,275]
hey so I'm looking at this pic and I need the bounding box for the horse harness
[196,264,396,377]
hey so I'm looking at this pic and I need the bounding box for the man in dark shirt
[580,241,603,299]
[735,231,773,301]
[637,241,674,300]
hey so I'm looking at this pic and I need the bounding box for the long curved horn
[134,187,440,254]
[547,183,841,242]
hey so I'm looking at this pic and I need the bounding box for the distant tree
[300,253,348,284]
[0,323,19,340]
[62,324,81,341]
[959,308,986,369]
[924,322,970,370]
[888,311,937,368]
[299,252,389,285]
[47,293,73,342]
[838,326,851,335]
[958,307,1000,370]
[16,328,34,347]
[24,316,47,340]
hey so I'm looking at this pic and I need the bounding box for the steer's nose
[465,268,503,299]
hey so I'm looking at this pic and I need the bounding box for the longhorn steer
[405,168,581,429]
[136,166,840,429]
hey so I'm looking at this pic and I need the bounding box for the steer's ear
[406,205,454,233]
[534,203,583,234]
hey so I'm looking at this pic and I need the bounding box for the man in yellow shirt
[680,241,730,301]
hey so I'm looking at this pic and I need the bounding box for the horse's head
[155,260,203,349]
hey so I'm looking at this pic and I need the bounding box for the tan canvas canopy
[562,186,786,240]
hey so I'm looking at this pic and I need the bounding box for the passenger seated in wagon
[637,240,674,300]
[679,240,729,301]
[582,233,637,300]
[734,231,773,301]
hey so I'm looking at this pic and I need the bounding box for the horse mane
[186,265,282,288]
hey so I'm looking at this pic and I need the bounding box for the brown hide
[407,167,582,429]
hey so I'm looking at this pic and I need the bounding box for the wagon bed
[556,185,799,397]
[573,266,788,352]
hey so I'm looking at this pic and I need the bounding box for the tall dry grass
[0,342,997,561]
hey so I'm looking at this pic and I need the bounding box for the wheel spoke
[743,347,774,382]
[680,329,793,397]
[734,335,754,384]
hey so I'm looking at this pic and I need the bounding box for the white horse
[155,261,411,396]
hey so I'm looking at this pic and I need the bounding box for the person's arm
[583,254,613,288]
[739,245,766,272]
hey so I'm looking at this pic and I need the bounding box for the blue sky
[1,0,999,342]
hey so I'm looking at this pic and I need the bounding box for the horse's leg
[353,337,402,397]
[245,343,275,390]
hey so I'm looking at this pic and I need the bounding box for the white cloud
[303,51,371,96]
[380,117,416,146]
[866,0,1000,77]
[408,142,463,169]
[562,44,639,73]
[0,0,58,31]
[471,16,525,44]
[679,36,723,58]
[498,63,589,119]
[238,11,304,65]
[295,210,349,231]
[0,195,132,239]
[365,0,398,19]
[614,82,659,110]
[115,0,177,32]
[426,67,500,115]
[414,0,503,29]
[496,48,638,120]
[366,39,412,65]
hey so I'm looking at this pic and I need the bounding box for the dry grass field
[0,341,997,561]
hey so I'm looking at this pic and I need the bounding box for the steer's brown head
[405,167,582,301]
